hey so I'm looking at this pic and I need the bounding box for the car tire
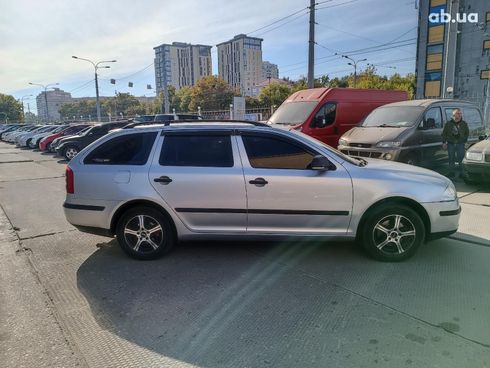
[63,145,79,160]
[116,206,175,260]
[360,204,425,262]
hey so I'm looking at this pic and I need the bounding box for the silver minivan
[63,121,460,262]
[338,99,486,166]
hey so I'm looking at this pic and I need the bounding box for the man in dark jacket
[442,108,469,178]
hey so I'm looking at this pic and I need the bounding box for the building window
[430,0,446,6]
[481,70,490,79]
[426,53,443,70]
[428,25,444,44]
[425,81,441,97]
[487,12,490,22]
[484,40,490,50]
[425,71,442,81]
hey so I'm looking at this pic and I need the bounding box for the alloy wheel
[65,147,78,160]
[372,214,416,255]
[123,215,164,253]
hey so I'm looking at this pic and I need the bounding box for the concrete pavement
[0,141,489,368]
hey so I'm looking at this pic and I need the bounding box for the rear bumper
[63,199,120,234]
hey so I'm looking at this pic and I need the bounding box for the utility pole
[307,0,315,88]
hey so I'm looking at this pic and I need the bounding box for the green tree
[176,86,193,112]
[0,93,23,122]
[188,76,234,111]
[258,83,292,107]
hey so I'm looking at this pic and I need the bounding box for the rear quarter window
[84,132,157,165]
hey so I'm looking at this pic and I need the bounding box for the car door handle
[154,176,173,184]
[249,177,268,185]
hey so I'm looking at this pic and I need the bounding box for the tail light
[66,165,74,194]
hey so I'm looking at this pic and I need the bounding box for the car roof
[380,99,478,108]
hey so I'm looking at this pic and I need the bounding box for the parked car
[39,124,90,151]
[337,99,486,166]
[268,88,408,147]
[21,125,63,148]
[49,126,92,153]
[63,121,460,262]
[17,125,58,147]
[463,134,490,184]
[55,121,128,160]
[0,124,22,139]
[3,125,39,143]
[134,115,156,123]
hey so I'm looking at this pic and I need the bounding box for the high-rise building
[36,88,72,122]
[415,0,490,120]
[153,42,212,93]
[217,34,263,96]
[262,61,279,79]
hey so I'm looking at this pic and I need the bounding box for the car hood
[341,126,409,144]
[467,139,490,153]
[360,158,450,186]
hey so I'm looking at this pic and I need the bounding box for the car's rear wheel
[116,206,175,260]
[360,204,425,261]
[63,145,79,160]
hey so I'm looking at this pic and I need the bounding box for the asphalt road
[0,141,489,368]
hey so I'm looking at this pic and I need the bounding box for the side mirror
[478,134,487,141]
[310,155,334,171]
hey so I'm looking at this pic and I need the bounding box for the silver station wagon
[63,121,460,262]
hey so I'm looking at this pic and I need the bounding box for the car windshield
[268,101,318,125]
[362,106,424,127]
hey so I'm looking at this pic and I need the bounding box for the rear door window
[84,132,157,165]
[159,135,233,167]
[242,135,315,170]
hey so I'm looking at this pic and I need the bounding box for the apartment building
[153,42,212,93]
[415,0,490,120]
[217,34,263,96]
[36,88,72,122]
[262,61,279,79]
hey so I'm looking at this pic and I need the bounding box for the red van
[268,88,408,147]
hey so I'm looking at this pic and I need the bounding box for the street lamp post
[72,56,116,122]
[20,94,33,122]
[337,55,367,88]
[28,82,59,122]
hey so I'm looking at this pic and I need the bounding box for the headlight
[441,184,457,201]
[465,151,483,161]
[338,138,348,146]
[376,141,401,148]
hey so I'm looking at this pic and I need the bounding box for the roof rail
[158,119,270,127]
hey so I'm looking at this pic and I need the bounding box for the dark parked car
[463,134,490,184]
[338,99,486,167]
[56,122,128,160]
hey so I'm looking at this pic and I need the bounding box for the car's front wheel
[361,204,425,261]
[63,145,79,160]
[116,206,175,260]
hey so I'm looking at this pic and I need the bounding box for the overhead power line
[247,6,308,35]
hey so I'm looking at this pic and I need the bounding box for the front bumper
[421,199,460,236]
[462,160,490,177]
[338,144,402,161]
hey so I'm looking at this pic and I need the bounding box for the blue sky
[1,0,418,114]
